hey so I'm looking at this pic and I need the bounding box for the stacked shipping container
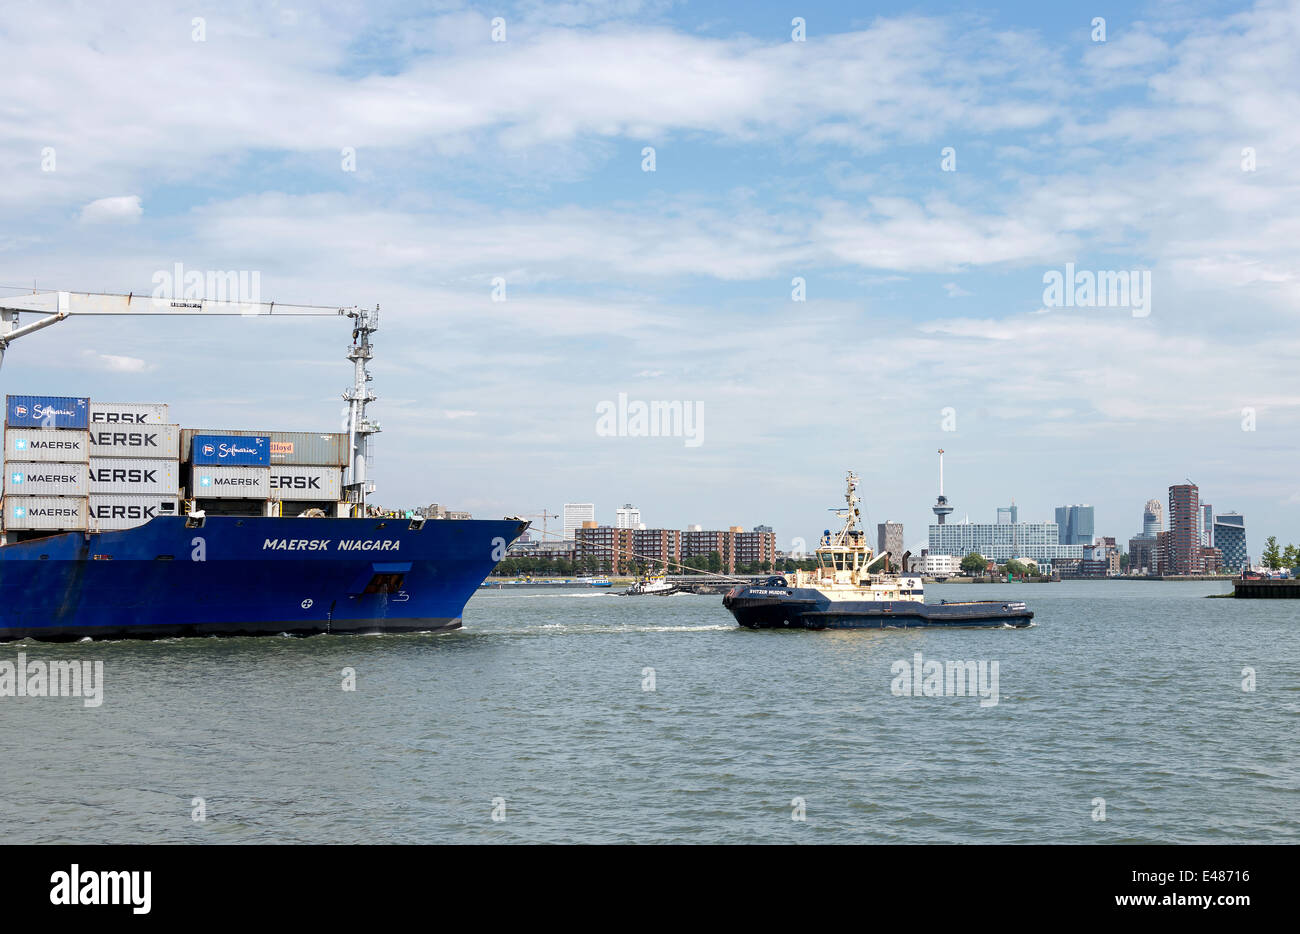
[182,429,347,516]
[87,402,181,529]
[3,395,92,531]
[2,395,352,533]
[2,397,184,534]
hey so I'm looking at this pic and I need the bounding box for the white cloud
[0,9,1069,211]
[78,195,142,224]
[81,349,148,372]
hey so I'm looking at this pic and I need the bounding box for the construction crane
[0,289,380,508]
[518,511,560,541]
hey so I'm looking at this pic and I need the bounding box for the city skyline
[549,467,1256,565]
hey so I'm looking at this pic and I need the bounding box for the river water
[1,580,1295,843]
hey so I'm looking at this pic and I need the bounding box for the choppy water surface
[1,580,1295,843]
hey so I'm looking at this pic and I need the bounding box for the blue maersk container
[6,395,90,429]
[191,434,270,466]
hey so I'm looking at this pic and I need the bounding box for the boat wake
[474,623,733,635]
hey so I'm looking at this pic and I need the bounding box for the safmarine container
[88,424,181,459]
[190,465,270,499]
[190,434,269,466]
[4,495,89,530]
[89,402,170,425]
[5,395,90,429]
[268,465,343,502]
[181,429,347,466]
[4,462,89,496]
[88,494,179,530]
[4,428,90,463]
[87,457,180,495]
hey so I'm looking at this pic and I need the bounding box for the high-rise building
[1143,499,1162,538]
[995,502,1018,525]
[1201,503,1214,547]
[1213,513,1248,571]
[562,503,595,540]
[1128,536,1157,574]
[1128,498,1164,573]
[877,521,905,563]
[1054,504,1095,546]
[1163,483,1202,574]
[928,519,1083,567]
[615,503,642,529]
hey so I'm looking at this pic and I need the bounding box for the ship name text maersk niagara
[263,538,402,551]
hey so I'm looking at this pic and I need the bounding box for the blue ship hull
[723,586,1033,629]
[0,515,527,641]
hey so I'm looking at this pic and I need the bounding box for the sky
[0,0,1296,559]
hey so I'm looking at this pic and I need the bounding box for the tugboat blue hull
[723,586,1033,629]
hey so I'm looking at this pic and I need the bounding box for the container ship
[722,472,1033,629]
[0,291,526,641]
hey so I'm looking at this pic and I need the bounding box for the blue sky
[1,0,1297,559]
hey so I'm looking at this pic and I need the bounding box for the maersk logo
[199,474,259,488]
[89,468,158,483]
[91,431,157,448]
[92,504,157,519]
[10,471,22,485]
[13,507,24,519]
[18,438,83,450]
[271,475,322,490]
[199,475,212,487]
[17,472,79,484]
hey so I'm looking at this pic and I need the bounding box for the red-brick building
[576,523,776,574]
[1163,483,1203,575]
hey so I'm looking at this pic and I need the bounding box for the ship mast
[829,470,861,545]
[0,289,377,509]
[343,306,381,508]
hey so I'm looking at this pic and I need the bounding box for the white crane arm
[0,290,348,317]
[0,288,379,508]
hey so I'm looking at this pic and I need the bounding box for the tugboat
[722,472,1033,629]
[622,573,677,596]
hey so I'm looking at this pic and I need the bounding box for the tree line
[1260,536,1300,570]
[959,553,1045,578]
